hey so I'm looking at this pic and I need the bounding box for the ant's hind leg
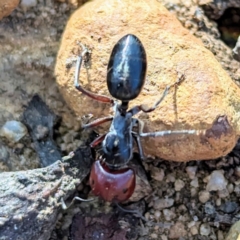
[74,43,114,104]
[61,196,93,210]
[133,118,206,142]
[132,118,145,160]
[139,129,205,138]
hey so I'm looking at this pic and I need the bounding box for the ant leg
[74,44,114,104]
[129,85,169,115]
[139,129,205,138]
[90,134,106,148]
[132,118,145,160]
[82,116,113,129]
[133,134,145,160]
[131,116,205,139]
[129,74,185,115]
[115,202,150,223]
[61,196,93,210]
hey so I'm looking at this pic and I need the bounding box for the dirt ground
[0,0,240,239]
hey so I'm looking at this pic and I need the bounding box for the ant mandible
[74,34,199,203]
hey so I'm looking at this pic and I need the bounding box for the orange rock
[0,0,19,20]
[55,0,240,161]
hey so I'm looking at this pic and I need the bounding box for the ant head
[107,34,147,101]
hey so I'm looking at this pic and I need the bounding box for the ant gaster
[74,34,201,202]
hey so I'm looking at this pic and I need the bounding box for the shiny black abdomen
[107,34,147,101]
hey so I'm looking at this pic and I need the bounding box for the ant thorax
[102,103,133,169]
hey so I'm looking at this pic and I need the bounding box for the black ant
[74,34,201,202]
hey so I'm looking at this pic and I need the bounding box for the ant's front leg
[129,74,185,115]
[129,85,170,114]
[90,133,107,148]
[74,43,114,104]
[82,116,113,129]
[80,115,113,147]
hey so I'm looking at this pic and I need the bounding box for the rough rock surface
[55,0,240,161]
[0,0,19,20]
[226,220,240,240]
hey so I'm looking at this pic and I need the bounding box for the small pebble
[0,120,28,143]
[169,222,187,239]
[23,148,33,159]
[220,201,238,214]
[151,167,165,182]
[227,183,234,194]
[191,187,198,197]
[216,198,222,206]
[174,179,185,191]
[0,145,9,163]
[190,177,199,188]
[188,221,195,228]
[166,173,176,183]
[60,143,67,152]
[218,188,229,198]
[20,0,37,9]
[234,185,240,195]
[186,166,197,179]
[163,209,176,221]
[198,190,210,203]
[217,230,224,240]
[235,179,240,186]
[200,223,211,236]
[178,204,187,212]
[204,202,216,215]
[62,132,73,144]
[233,35,240,62]
[161,235,168,240]
[206,170,228,191]
[209,232,217,240]
[150,233,158,239]
[153,198,174,210]
[144,212,150,221]
[154,210,161,220]
[190,225,199,235]
[193,216,199,221]
[234,167,240,177]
